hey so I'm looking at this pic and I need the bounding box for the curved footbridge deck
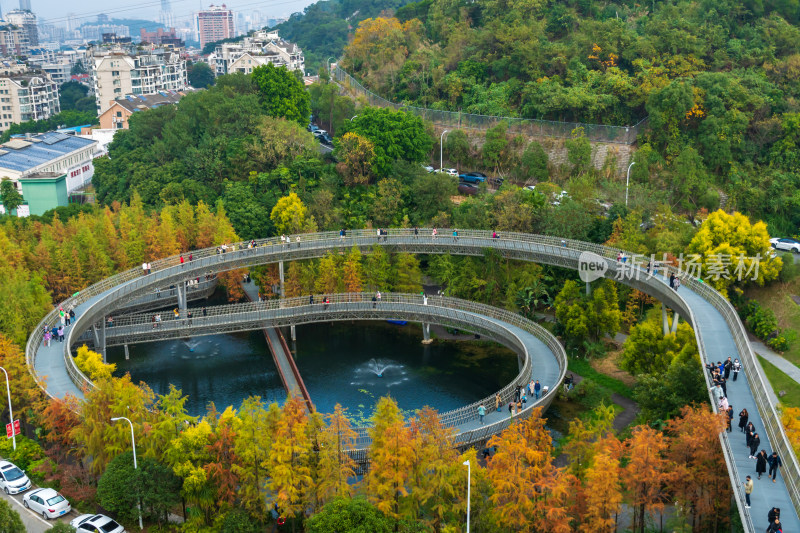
[25,230,800,531]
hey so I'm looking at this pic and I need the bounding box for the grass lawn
[567,357,635,399]
[757,355,800,409]
[746,278,800,367]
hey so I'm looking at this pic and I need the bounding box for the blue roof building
[0,131,98,193]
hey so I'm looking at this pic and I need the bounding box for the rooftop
[0,132,96,174]
[110,89,195,113]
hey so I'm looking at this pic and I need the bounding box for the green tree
[646,81,694,157]
[620,307,698,376]
[565,127,592,174]
[306,498,393,533]
[373,178,405,226]
[444,130,472,169]
[188,61,215,89]
[410,172,456,224]
[364,245,391,291]
[58,81,95,113]
[518,141,549,182]
[251,63,311,126]
[218,509,263,532]
[0,178,23,213]
[341,107,433,177]
[392,253,423,293]
[97,451,181,525]
[482,123,509,172]
[0,498,24,533]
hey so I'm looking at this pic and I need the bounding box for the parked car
[422,165,435,173]
[0,460,31,494]
[71,513,126,533]
[770,237,800,253]
[23,487,71,519]
[312,129,327,138]
[458,183,479,196]
[524,185,536,191]
[319,133,333,145]
[436,168,458,177]
[488,176,504,187]
[459,171,487,184]
[307,124,319,133]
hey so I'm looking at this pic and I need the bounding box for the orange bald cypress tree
[582,438,624,533]
[666,405,731,532]
[366,396,413,522]
[623,425,671,533]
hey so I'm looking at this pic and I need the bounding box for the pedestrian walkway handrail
[88,292,563,436]
[26,228,799,525]
[332,66,648,145]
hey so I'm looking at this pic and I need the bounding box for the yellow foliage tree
[269,396,313,522]
[270,192,318,235]
[315,404,358,506]
[74,345,116,381]
[685,210,782,296]
[783,407,800,458]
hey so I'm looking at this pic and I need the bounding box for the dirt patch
[590,348,637,388]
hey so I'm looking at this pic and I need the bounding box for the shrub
[768,335,790,352]
[74,345,116,381]
[0,435,45,471]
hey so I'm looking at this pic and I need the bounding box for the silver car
[71,513,126,533]
[22,487,71,519]
[0,460,31,494]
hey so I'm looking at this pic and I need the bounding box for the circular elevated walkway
[25,229,800,530]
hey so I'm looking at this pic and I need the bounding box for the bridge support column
[421,323,432,344]
[670,313,680,334]
[92,321,107,363]
[123,344,129,360]
[177,281,187,310]
[586,281,592,296]
[279,261,285,299]
[662,305,669,336]
[290,325,296,342]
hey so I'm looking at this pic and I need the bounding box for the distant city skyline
[7,0,317,27]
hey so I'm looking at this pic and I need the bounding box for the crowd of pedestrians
[43,306,76,346]
[709,359,786,520]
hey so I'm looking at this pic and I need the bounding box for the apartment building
[209,30,304,76]
[198,4,235,50]
[0,23,27,56]
[91,47,188,114]
[5,9,38,49]
[0,70,60,132]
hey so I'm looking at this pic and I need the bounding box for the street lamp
[350,115,358,121]
[440,130,449,171]
[463,459,471,533]
[625,161,636,208]
[111,416,143,530]
[0,366,15,450]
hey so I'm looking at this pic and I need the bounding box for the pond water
[108,320,518,422]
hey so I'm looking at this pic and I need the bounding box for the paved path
[749,336,800,386]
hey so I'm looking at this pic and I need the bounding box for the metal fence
[25,228,798,525]
[332,66,647,145]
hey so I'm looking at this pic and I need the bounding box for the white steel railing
[25,228,797,525]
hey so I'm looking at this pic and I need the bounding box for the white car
[524,185,536,191]
[436,168,458,176]
[71,513,126,533]
[770,237,800,253]
[23,487,71,520]
[422,165,435,173]
[0,460,31,494]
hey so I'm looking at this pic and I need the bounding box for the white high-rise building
[19,0,31,11]
[159,0,174,29]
